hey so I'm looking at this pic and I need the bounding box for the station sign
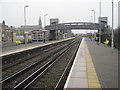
[50,18,59,25]
[98,17,108,24]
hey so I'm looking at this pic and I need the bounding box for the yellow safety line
[84,41,101,88]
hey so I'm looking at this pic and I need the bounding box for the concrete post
[43,31,45,43]
[24,32,28,43]
[12,32,16,43]
[56,30,58,40]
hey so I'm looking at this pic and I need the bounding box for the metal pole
[94,11,95,31]
[112,0,114,49]
[99,0,101,44]
[24,6,26,43]
[92,10,95,33]
[24,7,25,27]
[24,5,28,31]
[24,5,28,43]
[90,16,93,30]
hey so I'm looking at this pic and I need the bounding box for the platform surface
[1,38,74,57]
[64,38,88,88]
[86,39,118,88]
[64,38,118,89]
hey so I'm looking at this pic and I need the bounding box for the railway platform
[64,38,118,89]
[1,38,74,57]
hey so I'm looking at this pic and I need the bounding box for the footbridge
[45,22,105,30]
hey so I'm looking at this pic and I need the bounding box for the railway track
[1,38,77,89]
[55,41,79,89]
[27,37,81,89]
[13,47,70,90]
[2,39,74,79]
[2,39,73,67]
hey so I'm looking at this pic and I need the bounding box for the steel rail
[12,44,72,90]
[54,40,81,89]
[1,42,71,87]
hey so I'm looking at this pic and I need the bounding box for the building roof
[21,25,43,30]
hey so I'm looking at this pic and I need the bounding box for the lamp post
[44,14,48,29]
[24,5,28,43]
[90,16,94,30]
[111,0,114,50]
[24,5,28,30]
[99,0,101,44]
[44,14,48,43]
[92,10,95,33]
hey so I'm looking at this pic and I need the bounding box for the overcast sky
[0,0,119,33]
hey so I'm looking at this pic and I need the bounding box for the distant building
[63,30,72,38]
[20,16,43,34]
[118,1,120,26]
[20,25,42,34]
[18,16,49,42]
[1,16,50,45]
[1,21,14,44]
